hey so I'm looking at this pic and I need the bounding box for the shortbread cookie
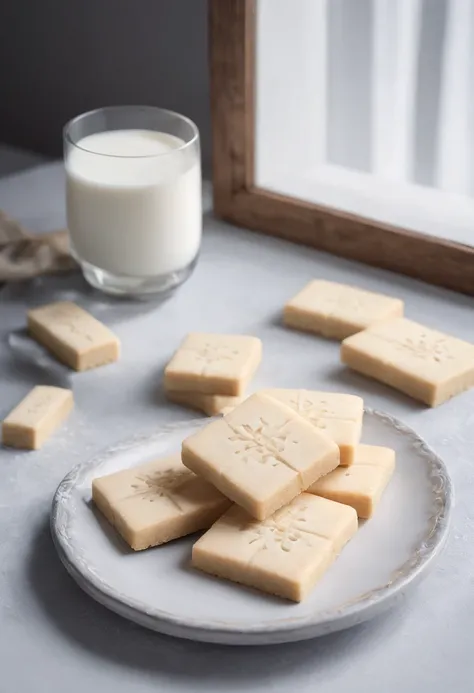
[92,454,231,551]
[166,388,242,416]
[182,393,339,520]
[28,301,120,371]
[2,385,73,450]
[192,494,358,602]
[164,333,262,396]
[284,279,403,340]
[262,389,363,465]
[309,444,395,518]
[341,318,474,406]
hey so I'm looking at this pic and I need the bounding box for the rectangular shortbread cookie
[28,301,120,371]
[262,389,363,465]
[166,388,242,416]
[284,279,404,340]
[92,454,231,551]
[192,494,358,602]
[309,444,395,518]
[164,333,262,396]
[341,318,474,406]
[181,393,340,520]
[2,386,73,450]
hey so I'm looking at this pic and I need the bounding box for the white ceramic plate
[51,409,452,645]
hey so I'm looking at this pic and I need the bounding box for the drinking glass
[64,106,201,297]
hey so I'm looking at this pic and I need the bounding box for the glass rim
[63,105,199,159]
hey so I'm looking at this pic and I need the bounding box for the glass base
[78,257,198,299]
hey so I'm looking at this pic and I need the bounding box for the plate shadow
[26,518,411,685]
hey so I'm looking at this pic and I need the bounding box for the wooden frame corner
[209,0,474,295]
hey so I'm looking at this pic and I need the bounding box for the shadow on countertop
[26,518,411,687]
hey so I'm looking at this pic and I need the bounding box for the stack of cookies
[92,331,395,602]
[182,391,394,601]
[163,332,262,416]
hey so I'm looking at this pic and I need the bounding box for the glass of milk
[64,106,201,297]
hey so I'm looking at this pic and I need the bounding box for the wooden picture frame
[209,0,474,295]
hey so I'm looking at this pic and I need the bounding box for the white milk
[66,130,201,277]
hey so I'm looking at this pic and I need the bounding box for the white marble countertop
[1,156,474,692]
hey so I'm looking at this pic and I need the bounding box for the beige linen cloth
[0,210,76,282]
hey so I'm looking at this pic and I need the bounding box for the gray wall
[0,0,211,170]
